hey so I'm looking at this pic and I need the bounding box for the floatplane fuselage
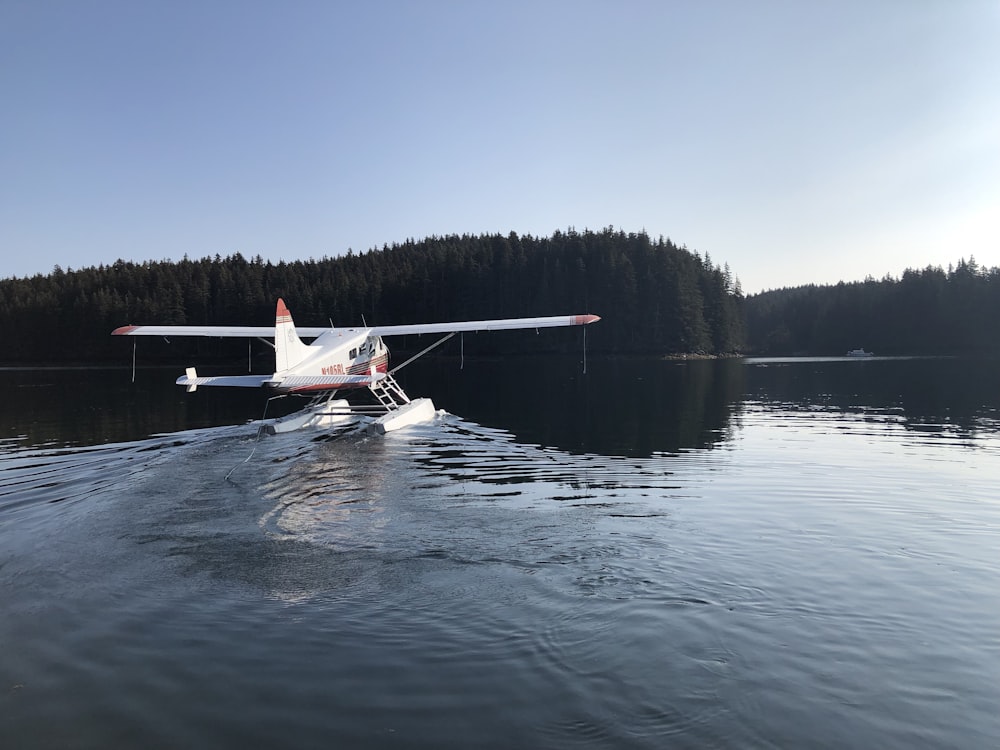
[113,299,600,434]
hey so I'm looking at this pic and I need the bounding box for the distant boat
[846,348,873,357]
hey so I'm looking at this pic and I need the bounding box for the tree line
[744,258,1000,355]
[0,228,745,364]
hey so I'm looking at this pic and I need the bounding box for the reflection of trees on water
[0,359,746,456]
[6,358,994,455]
[0,367,299,448]
[399,356,746,458]
[743,358,1000,438]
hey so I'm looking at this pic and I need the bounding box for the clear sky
[2,0,998,293]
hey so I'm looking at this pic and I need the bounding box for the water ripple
[4,396,999,749]
[255,414,688,557]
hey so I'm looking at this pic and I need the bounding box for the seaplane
[113,299,600,435]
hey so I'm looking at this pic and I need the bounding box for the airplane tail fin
[274,298,312,372]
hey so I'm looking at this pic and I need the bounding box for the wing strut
[389,332,456,375]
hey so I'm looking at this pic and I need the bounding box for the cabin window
[349,348,357,359]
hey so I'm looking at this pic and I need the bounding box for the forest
[4,228,996,364]
[0,228,745,364]
[744,258,1000,355]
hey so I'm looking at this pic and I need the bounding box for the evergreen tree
[0,228,751,363]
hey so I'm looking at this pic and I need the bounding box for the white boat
[846,348,873,357]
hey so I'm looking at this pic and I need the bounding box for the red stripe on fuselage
[289,382,370,393]
[347,353,388,375]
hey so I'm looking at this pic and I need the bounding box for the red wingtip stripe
[112,325,138,335]
[574,314,601,325]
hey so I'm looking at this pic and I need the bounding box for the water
[2,357,999,748]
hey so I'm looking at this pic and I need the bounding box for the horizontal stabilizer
[175,374,273,389]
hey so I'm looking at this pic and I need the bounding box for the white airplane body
[113,299,600,433]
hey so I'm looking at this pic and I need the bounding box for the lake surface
[2,356,999,748]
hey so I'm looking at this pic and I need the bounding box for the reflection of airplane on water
[113,298,600,434]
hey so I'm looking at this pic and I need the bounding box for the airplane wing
[366,314,601,337]
[113,314,600,340]
[176,370,385,392]
[112,325,332,338]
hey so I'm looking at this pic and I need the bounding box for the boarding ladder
[368,373,411,411]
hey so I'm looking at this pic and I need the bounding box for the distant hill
[744,259,1000,356]
[0,228,745,364]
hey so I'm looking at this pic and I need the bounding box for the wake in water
[256,412,687,546]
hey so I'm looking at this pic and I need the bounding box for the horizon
[2,1,998,294]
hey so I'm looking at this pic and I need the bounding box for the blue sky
[2,0,998,293]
